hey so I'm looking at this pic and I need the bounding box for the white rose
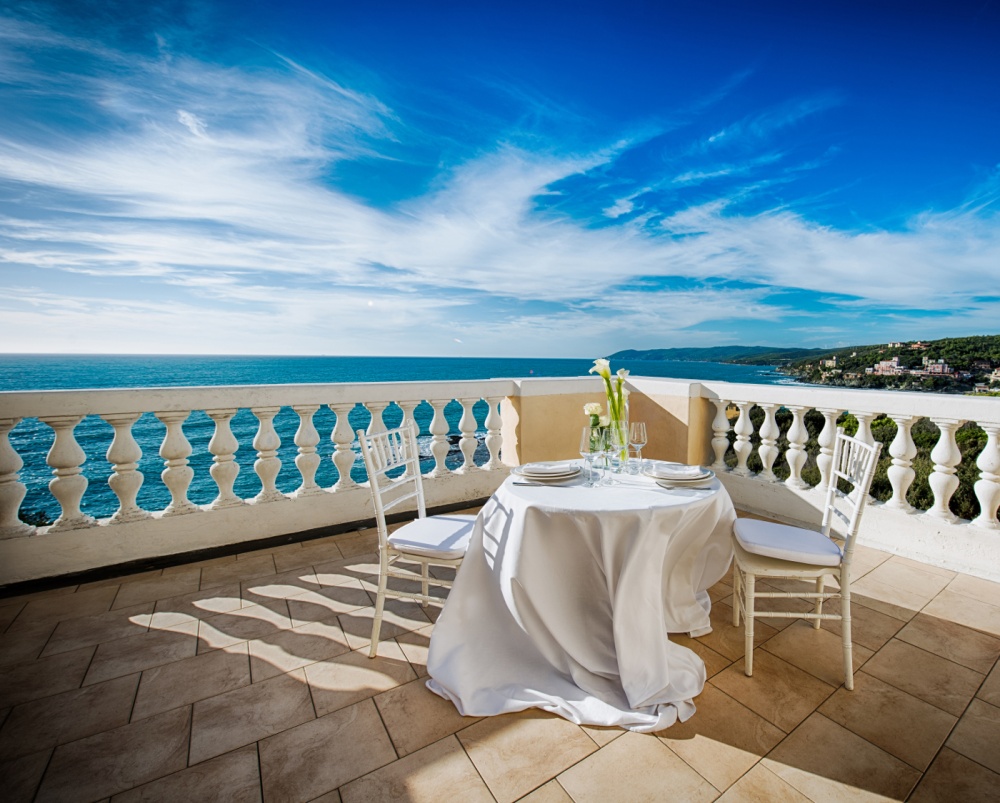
[583,402,603,416]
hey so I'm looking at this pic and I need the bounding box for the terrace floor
[1,510,999,803]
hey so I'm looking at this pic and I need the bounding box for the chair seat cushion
[387,514,476,560]
[733,518,842,567]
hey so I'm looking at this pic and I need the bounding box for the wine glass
[629,421,647,470]
[579,426,603,487]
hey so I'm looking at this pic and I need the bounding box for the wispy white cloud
[0,14,998,356]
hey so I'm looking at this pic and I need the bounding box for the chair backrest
[820,427,882,558]
[357,424,427,546]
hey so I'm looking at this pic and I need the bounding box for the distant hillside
[611,346,826,364]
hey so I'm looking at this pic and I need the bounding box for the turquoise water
[0,354,787,521]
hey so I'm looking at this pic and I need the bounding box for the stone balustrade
[2,375,998,586]
[0,380,513,584]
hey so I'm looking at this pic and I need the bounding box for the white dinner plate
[654,470,716,489]
[643,462,712,481]
[512,463,581,481]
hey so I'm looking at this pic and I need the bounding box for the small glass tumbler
[625,448,641,475]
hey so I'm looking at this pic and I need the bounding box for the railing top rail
[695,379,1000,424]
[0,378,518,419]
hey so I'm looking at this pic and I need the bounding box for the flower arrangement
[585,358,630,458]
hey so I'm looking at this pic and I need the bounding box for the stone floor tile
[864,559,953,602]
[978,659,1000,707]
[908,746,1000,803]
[248,620,352,682]
[862,638,983,716]
[517,780,574,802]
[458,709,597,803]
[189,668,314,764]
[0,620,56,667]
[79,569,162,591]
[710,650,836,733]
[849,575,925,621]
[947,573,1000,609]
[922,588,1000,638]
[36,706,191,802]
[0,599,26,632]
[657,683,785,792]
[341,734,494,803]
[337,600,432,651]
[306,640,416,716]
[0,673,139,760]
[284,580,374,627]
[313,553,380,590]
[84,620,199,686]
[110,744,262,803]
[8,584,118,630]
[236,541,303,561]
[714,763,811,802]
[148,582,244,629]
[818,671,957,771]
[240,567,322,606]
[896,611,1000,674]
[760,619,873,688]
[946,698,1000,774]
[0,748,52,803]
[818,596,906,652]
[40,602,154,656]
[884,554,956,579]
[110,568,202,610]
[273,539,345,573]
[692,601,778,662]
[558,730,716,803]
[762,713,920,802]
[579,724,624,747]
[311,791,342,803]
[334,530,380,559]
[849,543,895,577]
[0,645,94,708]
[374,677,480,757]
[131,643,251,721]
[196,600,294,653]
[259,698,396,802]
[395,624,433,678]
[200,554,276,589]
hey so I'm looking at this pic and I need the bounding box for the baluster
[428,399,450,477]
[854,412,875,446]
[731,401,753,476]
[885,415,917,511]
[0,417,33,537]
[365,402,389,437]
[397,401,421,477]
[757,403,779,481]
[207,408,243,509]
[784,406,808,489]
[484,396,504,469]
[710,400,731,471]
[102,413,151,523]
[456,398,479,473]
[156,411,199,516]
[972,423,1000,529]
[292,404,323,497]
[927,418,961,521]
[39,414,96,531]
[251,406,285,503]
[330,403,358,490]
[816,408,842,489]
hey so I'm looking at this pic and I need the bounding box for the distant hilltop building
[866,354,954,378]
[886,340,928,350]
[868,356,906,376]
[820,356,837,368]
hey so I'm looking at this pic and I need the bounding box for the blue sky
[1,0,998,357]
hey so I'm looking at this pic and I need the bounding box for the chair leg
[842,587,854,690]
[369,554,390,659]
[732,561,741,627]
[814,576,824,629]
[421,562,430,608]
[744,573,756,677]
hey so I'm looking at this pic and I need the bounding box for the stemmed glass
[629,421,647,470]
[603,425,626,485]
[579,426,604,487]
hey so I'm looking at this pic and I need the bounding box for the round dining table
[426,466,737,733]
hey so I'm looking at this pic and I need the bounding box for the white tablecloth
[426,471,736,732]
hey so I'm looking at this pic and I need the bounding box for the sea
[0,354,790,521]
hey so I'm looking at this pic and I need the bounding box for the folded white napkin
[521,462,575,475]
[647,463,706,479]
